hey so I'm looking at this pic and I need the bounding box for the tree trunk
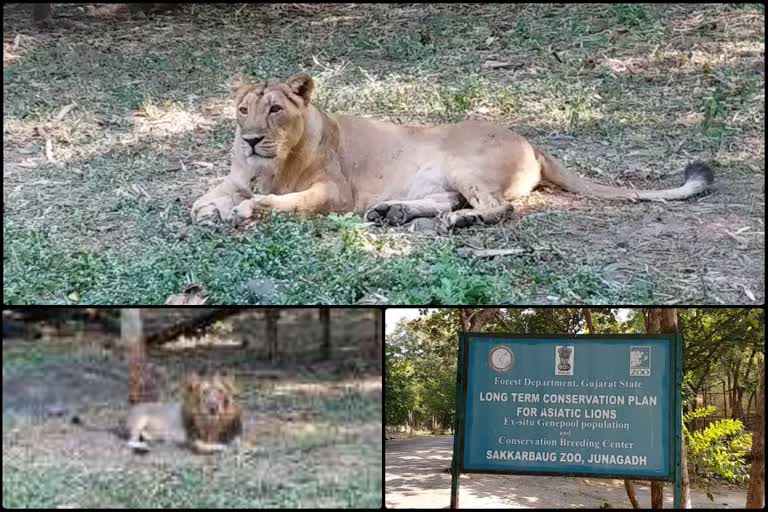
[730,358,744,419]
[680,422,692,508]
[583,308,595,334]
[457,308,499,332]
[643,308,690,508]
[32,4,52,25]
[651,483,664,509]
[123,308,157,404]
[144,308,244,345]
[319,309,331,361]
[624,480,640,508]
[745,360,764,508]
[374,309,383,370]
[265,309,280,364]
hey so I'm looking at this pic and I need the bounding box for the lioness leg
[231,181,342,225]
[191,181,252,223]
[443,205,514,229]
[365,192,464,226]
[442,187,513,228]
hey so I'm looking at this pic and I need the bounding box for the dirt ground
[385,436,750,509]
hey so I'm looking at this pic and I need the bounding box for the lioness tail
[534,147,714,201]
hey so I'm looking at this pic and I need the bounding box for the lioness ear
[286,72,314,106]
[229,73,250,96]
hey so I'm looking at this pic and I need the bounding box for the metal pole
[450,334,465,509]
[673,333,683,508]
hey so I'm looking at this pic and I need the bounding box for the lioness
[124,371,242,454]
[191,72,714,228]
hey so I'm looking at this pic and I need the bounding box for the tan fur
[191,73,714,228]
[125,372,242,454]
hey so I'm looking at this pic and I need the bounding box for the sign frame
[450,332,682,508]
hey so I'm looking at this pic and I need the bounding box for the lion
[191,72,714,229]
[124,371,242,454]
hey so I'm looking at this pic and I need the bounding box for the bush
[684,406,752,483]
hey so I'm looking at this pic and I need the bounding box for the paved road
[386,435,749,509]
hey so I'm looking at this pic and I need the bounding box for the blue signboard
[456,334,677,480]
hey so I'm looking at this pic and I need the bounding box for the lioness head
[230,72,314,161]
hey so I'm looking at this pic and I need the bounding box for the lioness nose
[242,136,264,148]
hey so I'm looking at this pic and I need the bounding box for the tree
[320,309,331,361]
[385,329,421,430]
[373,309,383,370]
[642,308,690,509]
[677,309,762,415]
[122,308,157,404]
[265,309,280,364]
[745,359,764,508]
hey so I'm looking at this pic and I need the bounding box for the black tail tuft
[683,161,715,185]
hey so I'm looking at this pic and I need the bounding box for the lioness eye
[269,105,283,114]
[239,106,247,114]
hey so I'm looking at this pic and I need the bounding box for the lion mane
[181,372,243,447]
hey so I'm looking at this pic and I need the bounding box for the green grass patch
[2,453,381,508]
[4,212,663,305]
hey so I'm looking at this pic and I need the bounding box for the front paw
[191,201,221,224]
[230,201,252,227]
[192,197,229,224]
[230,196,263,226]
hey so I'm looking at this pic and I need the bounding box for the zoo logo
[629,346,651,376]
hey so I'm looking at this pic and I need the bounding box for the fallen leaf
[17,144,41,155]
[164,282,208,305]
[54,102,78,121]
[483,60,514,69]
[457,247,526,258]
[67,291,80,303]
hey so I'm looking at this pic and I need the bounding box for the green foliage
[684,406,753,483]
[384,338,422,426]
[444,81,484,115]
[327,213,365,253]
[385,320,458,431]
[382,34,434,63]
[613,4,649,27]
[701,84,728,132]
[683,404,717,424]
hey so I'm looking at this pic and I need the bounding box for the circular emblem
[488,345,514,372]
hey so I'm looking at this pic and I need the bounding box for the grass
[2,456,380,508]
[3,3,764,304]
[3,212,662,304]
